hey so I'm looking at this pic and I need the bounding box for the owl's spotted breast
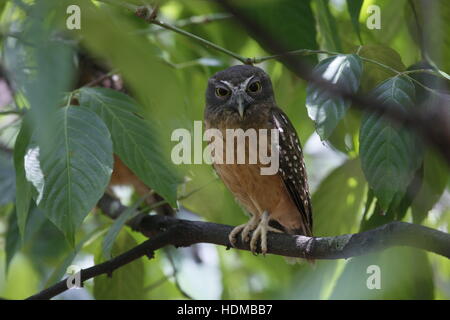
[205,108,311,236]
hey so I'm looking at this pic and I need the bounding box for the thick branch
[27,214,450,300]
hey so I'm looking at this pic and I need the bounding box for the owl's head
[205,65,275,126]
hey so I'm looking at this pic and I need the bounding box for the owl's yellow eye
[247,81,261,93]
[215,87,230,97]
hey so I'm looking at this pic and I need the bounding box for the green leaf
[237,0,318,65]
[316,0,342,52]
[313,159,366,236]
[13,116,33,238]
[330,248,434,299]
[5,205,47,272]
[0,150,15,206]
[358,45,406,92]
[346,0,364,44]
[24,106,113,243]
[78,87,181,206]
[306,54,363,140]
[412,152,449,223]
[94,230,145,299]
[102,196,146,260]
[359,76,421,210]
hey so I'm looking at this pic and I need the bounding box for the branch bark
[27,212,450,300]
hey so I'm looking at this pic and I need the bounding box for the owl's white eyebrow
[219,80,234,89]
[219,76,255,91]
[240,76,255,90]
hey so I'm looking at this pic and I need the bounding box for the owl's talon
[241,215,259,242]
[229,211,280,255]
[249,211,274,255]
[228,215,259,247]
[228,225,245,247]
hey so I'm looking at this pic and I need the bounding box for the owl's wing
[270,107,313,236]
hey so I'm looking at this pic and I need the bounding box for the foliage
[0,0,448,300]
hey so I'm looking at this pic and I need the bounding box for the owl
[204,65,312,255]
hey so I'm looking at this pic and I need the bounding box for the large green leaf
[358,45,406,92]
[78,87,181,206]
[306,54,363,140]
[24,106,113,243]
[236,0,318,65]
[359,76,421,210]
[313,159,366,236]
[94,230,145,299]
[346,0,363,44]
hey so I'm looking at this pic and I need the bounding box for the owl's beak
[235,90,251,119]
[237,99,245,119]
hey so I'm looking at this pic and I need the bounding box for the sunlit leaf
[24,106,113,243]
[306,54,363,140]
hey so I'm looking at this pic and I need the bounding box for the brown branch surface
[27,214,450,300]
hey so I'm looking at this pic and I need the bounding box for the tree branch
[27,212,450,300]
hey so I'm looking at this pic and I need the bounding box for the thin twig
[149,19,249,64]
[84,69,119,88]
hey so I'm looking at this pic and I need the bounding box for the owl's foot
[228,214,259,248]
[249,211,282,255]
